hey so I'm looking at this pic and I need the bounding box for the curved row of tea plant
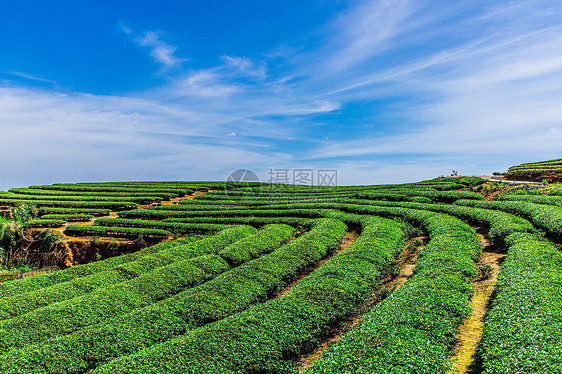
[455,199,562,239]
[0,235,209,299]
[41,214,94,221]
[29,184,194,196]
[162,216,309,227]
[505,158,562,181]
[38,207,112,216]
[24,219,66,228]
[9,188,177,200]
[147,200,535,248]
[0,225,280,320]
[92,212,478,373]
[0,226,265,352]
[357,189,484,203]
[345,199,536,247]
[64,225,172,239]
[497,193,562,207]
[479,232,562,373]
[1,193,162,204]
[0,218,343,373]
[92,218,230,234]
[0,198,139,211]
[305,215,480,373]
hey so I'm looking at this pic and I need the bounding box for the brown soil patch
[139,191,206,209]
[65,238,149,265]
[296,235,427,371]
[48,192,210,267]
[472,182,523,201]
[11,233,71,269]
[159,191,206,206]
[447,235,505,374]
[274,230,360,299]
[11,191,210,272]
[8,191,210,275]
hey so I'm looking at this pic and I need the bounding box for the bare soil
[447,234,505,374]
[13,191,208,270]
[274,230,360,299]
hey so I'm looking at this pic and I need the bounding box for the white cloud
[6,71,56,84]
[120,22,132,35]
[309,13,562,164]
[6,1,562,190]
[123,29,185,68]
[325,0,414,71]
[138,31,181,67]
[0,85,284,190]
[221,55,267,78]
[183,71,242,97]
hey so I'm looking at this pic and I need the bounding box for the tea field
[0,176,561,373]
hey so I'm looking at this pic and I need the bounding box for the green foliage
[0,235,205,299]
[0,218,22,268]
[36,230,64,252]
[218,223,295,266]
[0,219,18,255]
[480,233,562,373]
[1,192,162,204]
[0,226,255,352]
[38,207,112,216]
[93,218,229,234]
[359,189,485,203]
[504,158,562,181]
[41,214,94,221]
[0,219,345,372]
[344,199,535,247]
[6,202,37,223]
[306,214,480,374]
[65,225,173,239]
[0,177,560,373]
[0,199,139,211]
[24,219,66,228]
[86,216,401,373]
[411,195,432,203]
[456,199,562,240]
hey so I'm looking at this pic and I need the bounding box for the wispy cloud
[6,71,56,84]
[121,24,185,68]
[182,70,242,97]
[310,3,562,168]
[136,31,183,67]
[115,1,562,177]
[221,55,267,78]
[323,0,414,71]
[4,1,562,190]
[0,85,293,190]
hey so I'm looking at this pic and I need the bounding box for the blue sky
[2,0,562,189]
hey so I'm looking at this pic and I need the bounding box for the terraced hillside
[505,158,562,182]
[1,177,561,373]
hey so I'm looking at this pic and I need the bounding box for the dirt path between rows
[22,191,210,269]
[447,234,505,374]
[296,235,427,371]
[274,230,360,299]
[56,191,207,237]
